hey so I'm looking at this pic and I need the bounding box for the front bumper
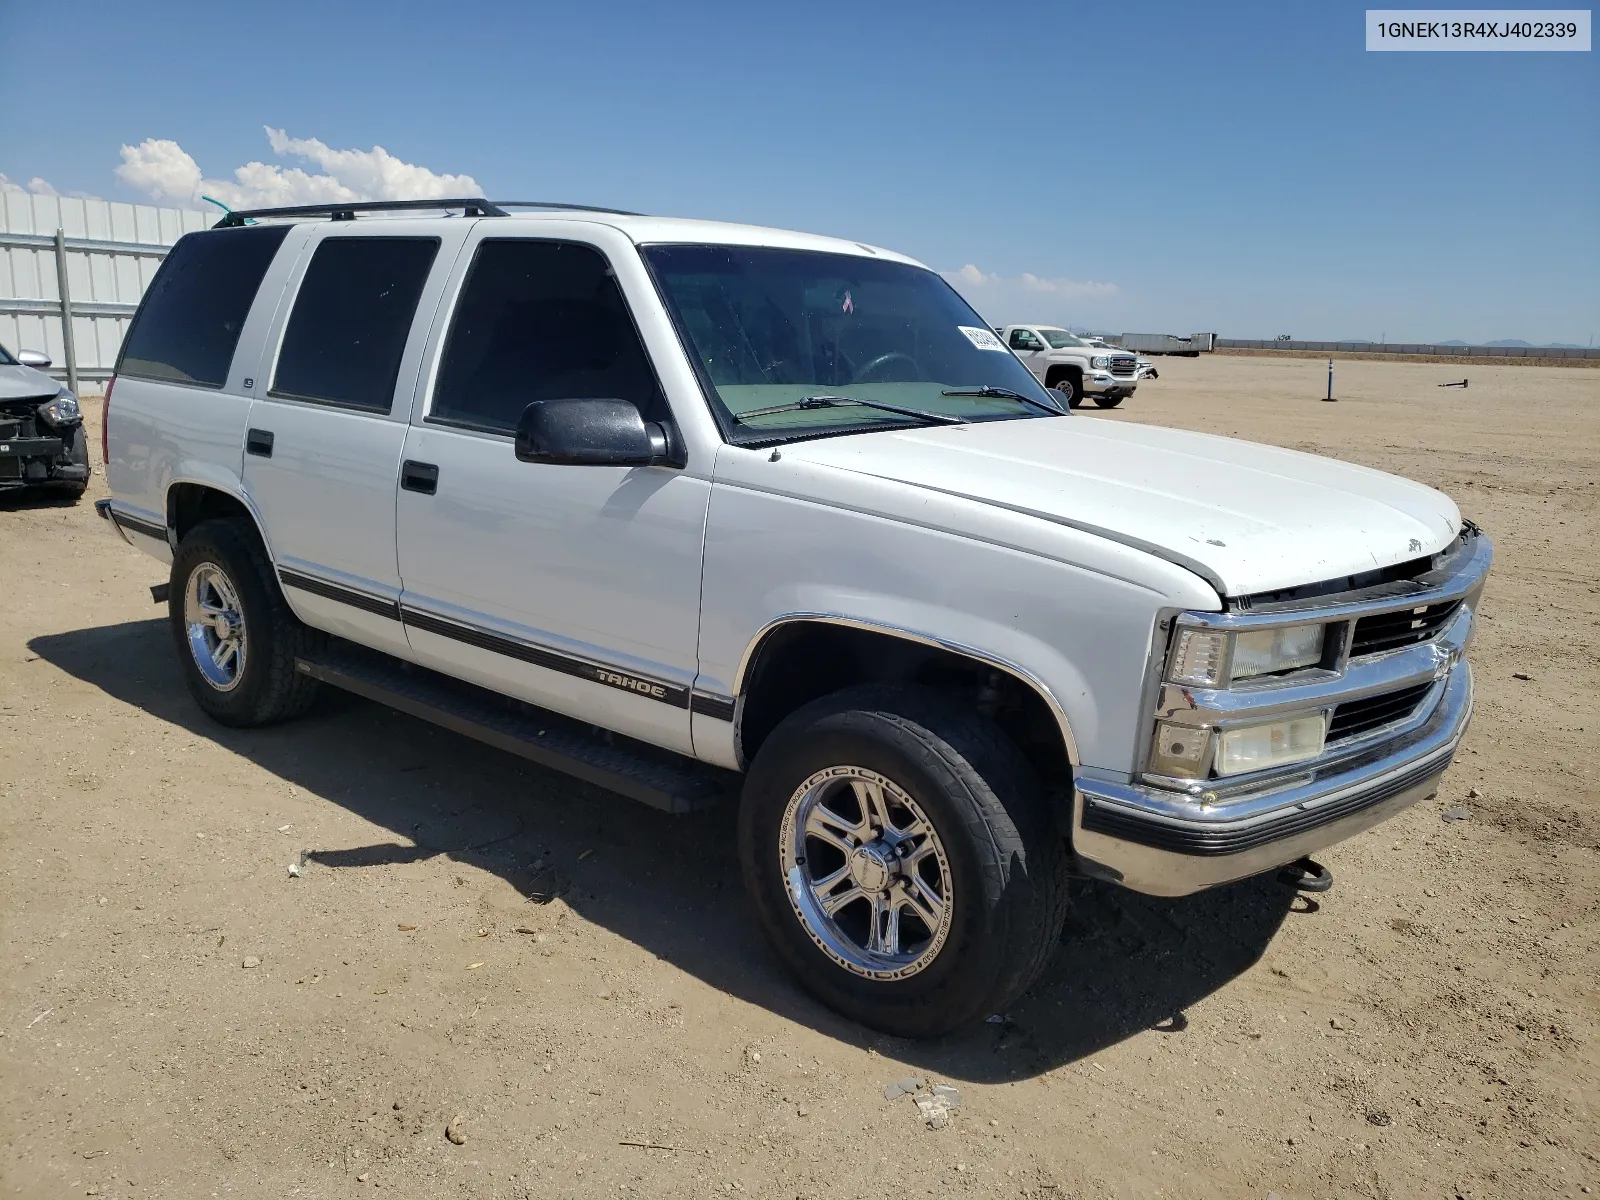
[1084,371,1138,395]
[0,431,81,490]
[1072,529,1491,897]
[1073,661,1472,896]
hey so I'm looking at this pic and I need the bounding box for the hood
[0,363,63,404]
[780,418,1461,597]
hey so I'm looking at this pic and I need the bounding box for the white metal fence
[0,192,213,394]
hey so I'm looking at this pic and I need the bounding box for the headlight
[1215,712,1327,775]
[1166,622,1326,686]
[1090,355,1110,369]
[38,391,81,426]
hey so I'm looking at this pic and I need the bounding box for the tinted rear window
[118,225,290,388]
[271,237,439,413]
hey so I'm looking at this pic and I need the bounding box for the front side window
[1009,328,1044,351]
[430,239,663,434]
[118,225,291,387]
[1041,328,1088,349]
[643,245,1061,443]
[0,343,17,366]
[272,237,440,412]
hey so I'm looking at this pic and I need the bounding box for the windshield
[642,245,1062,442]
[1040,328,1088,349]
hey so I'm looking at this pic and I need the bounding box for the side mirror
[17,349,51,368]
[514,398,675,467]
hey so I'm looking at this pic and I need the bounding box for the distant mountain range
[1434,339,1589,348]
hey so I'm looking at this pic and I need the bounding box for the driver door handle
[401,460,438,495]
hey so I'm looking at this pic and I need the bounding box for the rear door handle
[401,460,439,495]
[246,428,274,458]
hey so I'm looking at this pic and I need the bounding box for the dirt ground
[3,356,1597,1200]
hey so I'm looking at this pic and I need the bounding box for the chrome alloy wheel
[779,766,955,981]
[183,562,247,692]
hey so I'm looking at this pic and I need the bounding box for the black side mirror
[514,398,675,467]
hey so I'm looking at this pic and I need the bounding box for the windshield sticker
[959,326,1006,352]
[841,289,854,314]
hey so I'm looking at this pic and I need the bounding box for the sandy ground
[2,356,1597,1200]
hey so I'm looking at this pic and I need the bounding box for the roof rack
[213,198,506,227]
[212,197,642,228]
[492,200,645,216]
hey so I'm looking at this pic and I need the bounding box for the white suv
[99,198,1488,1036]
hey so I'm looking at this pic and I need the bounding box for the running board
[294,642,735,814]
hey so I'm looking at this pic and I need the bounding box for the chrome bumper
[1084,371,1137,393]
[1073,661,1472,896]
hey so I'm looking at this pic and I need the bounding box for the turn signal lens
[1167,629,1228,687]
[1149,721,1213,779]
[1215,713,1327,776]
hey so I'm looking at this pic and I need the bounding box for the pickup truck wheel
[1052,379,1081,409]
[168,519,321,727]
[739,685,1069,1037]
[1093,394,1124,409]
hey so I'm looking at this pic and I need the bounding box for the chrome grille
[1327,682,1433,742]
[1350,600,1463,656]
[1110,356,1138,377]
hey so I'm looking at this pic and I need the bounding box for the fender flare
[730,612,1083,770]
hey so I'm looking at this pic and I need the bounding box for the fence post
[52,228,79,395]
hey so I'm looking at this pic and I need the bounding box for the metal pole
[53,228,79,395]
[1323,358,1336,402]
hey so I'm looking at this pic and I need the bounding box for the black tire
[1093,394,1124,409]
[1051,376,1081,409]
[168,518,322,727]
[738,685,1070,1037]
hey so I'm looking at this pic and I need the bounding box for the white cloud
[950,263,999,287]
[0,173,61,196]
[115,127,482,210]
[944,263,1118,299]
[114,139,204,204]
[942,264,1123,329]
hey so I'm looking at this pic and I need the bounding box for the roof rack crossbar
[213,197,508,227]
[212,197,645,228]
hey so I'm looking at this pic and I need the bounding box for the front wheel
[738,685,1069,1037]
[1093,393,1125,409]
[1051,377,1080,409]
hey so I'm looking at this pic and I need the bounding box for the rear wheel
[1093,394,1124,409]
[739,685,1069,1037]
[168,518,321,727]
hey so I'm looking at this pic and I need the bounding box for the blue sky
[2,0,1595,343]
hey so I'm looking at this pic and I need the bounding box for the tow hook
[1277,856,1333,893]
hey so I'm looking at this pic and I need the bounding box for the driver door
[1007,327,1048,381]
[394,230,710,757]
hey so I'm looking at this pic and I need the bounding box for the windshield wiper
[734,394,967,426]
[940,385,1065,416]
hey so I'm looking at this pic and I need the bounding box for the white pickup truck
[98,199,1488,1036]
[998,324,1140,408]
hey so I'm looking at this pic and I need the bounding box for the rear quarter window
[271,237,440,413]
[117,224,291,388]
